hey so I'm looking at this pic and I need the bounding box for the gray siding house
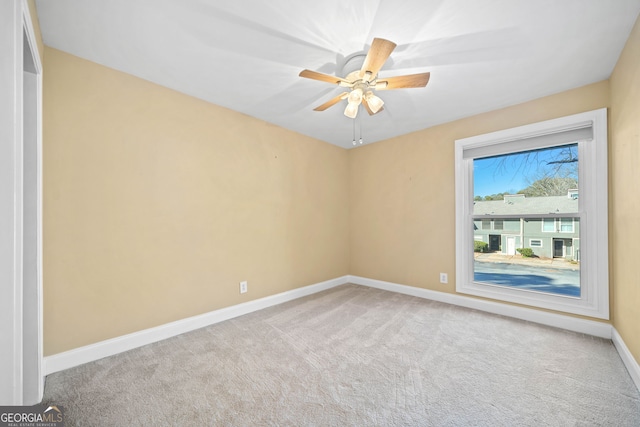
[473,191,580,260]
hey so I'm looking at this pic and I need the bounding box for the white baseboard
[612,328,640,392]
[45,274,638,394]
[43,276,347,375]
[347,275,613,339]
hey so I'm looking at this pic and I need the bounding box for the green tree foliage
[481,193,505,201]
[516,247,535,257]
[518,177,578,197]
[474,241,489,252]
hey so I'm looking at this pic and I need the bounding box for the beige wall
[43,48,349,355]
[41,15,639,368]
[610,15,640,365]
[349,81,609,297]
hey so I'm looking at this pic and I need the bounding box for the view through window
[472,144,580,297]
[456,109,608,319]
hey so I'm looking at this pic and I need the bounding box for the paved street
[474,256,580,297]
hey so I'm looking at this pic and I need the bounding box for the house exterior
[473,191,580,260]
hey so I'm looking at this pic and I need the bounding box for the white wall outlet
[239,281,248,294]
[439,273,448,284]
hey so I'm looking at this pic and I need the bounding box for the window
[455,109,609,319]
[482,219,491,230]
[542,218,555,232]
[560,218,574,233]
[542,218,574,233]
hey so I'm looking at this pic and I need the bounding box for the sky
[473,144,578,197]
[474,158,526,197]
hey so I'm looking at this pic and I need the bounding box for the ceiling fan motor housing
[340,53,367,78]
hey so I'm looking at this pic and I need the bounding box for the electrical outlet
[240,281,248,294]
[439,273,448,284]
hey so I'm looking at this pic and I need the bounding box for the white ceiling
[35,0,640,149]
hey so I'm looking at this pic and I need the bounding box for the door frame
[489,234,501,252]
[23,1,44,404]
[0,0,43,405]
[553,238,564,258]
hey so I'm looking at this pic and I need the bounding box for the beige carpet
[43,284,640,426]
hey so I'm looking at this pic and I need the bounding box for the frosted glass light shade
[347,88,363,105]
[365,91,384,113]
[344,102,359,118]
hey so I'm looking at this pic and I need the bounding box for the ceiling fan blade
[299,69,350,86]
[313,93,349,111]
[362,98,384,116]
[376,72,431,90]
[360,38,397,79]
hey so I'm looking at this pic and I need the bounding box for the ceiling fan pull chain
[359,106,363,145]
[352,114,356,146]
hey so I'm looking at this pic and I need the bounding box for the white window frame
[529,239,543,247]
[455,109,609,319]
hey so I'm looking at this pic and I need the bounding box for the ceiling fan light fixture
[347,87,363,105]
[365,91,384,113]
[344,102,359,119]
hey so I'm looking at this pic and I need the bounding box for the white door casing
[0,0,24,406]
[0,0,43,405]
[22,3,44,404]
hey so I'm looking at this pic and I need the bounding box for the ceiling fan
[299,38,431,119]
